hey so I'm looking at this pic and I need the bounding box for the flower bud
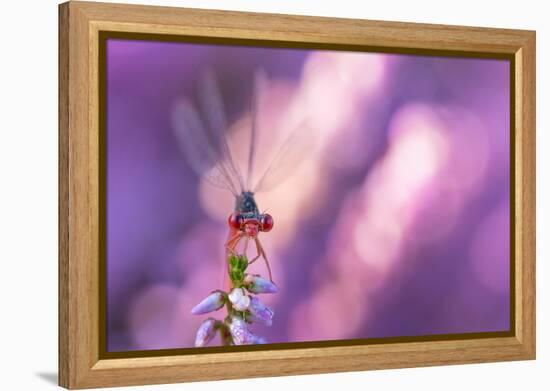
[244,274,278,294]
[194,318,218,347]
[191,291,225,315]
[247,296,274,326]
[228,288,251,311]
[251,335,267,344]
[229,316,257,345]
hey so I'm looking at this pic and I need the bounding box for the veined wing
[197,71,245,193]
[252,120,314,194]
[172,72,245,196]
[245,69,267,191]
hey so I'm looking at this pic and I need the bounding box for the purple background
[106,39,510,352]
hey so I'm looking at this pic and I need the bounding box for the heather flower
[251,335,267,344]
[191,290,225,315]
[191,253,276,346]
[247,296,274,326]
[228,288,250,311]
[194,318,218,347]
[229,316,260,345]
[244,274,278,294]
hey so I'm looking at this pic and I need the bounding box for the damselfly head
[228,212,273,236]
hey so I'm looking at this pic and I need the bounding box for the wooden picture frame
[59,1,536,389]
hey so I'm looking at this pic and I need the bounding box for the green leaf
[229,255,240,269]
[230,270,244,284]
[238,255,249,271]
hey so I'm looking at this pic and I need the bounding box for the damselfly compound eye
[228,213,242,230]
[260,214,274,232]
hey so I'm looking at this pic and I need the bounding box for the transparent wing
[197,71,245,193]
[172,98,240,196]
[172,71,250,197]
[252,120,315,194]
[173,69,312,196]
[245,69,267,190]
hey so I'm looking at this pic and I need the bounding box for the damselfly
[172,70,311,283]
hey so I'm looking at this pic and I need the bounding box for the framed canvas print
[58,1,536,389]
